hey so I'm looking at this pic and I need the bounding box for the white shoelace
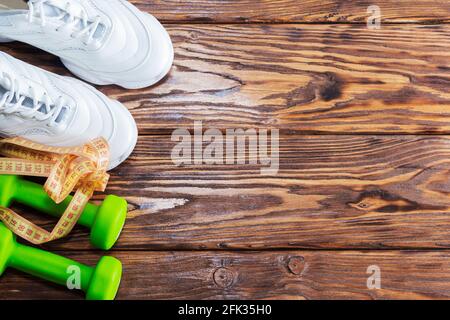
[0,72,68,127]
[27,0,102,46]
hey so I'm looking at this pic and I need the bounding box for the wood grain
[3,24,449,134]
[130,0,450,24]
[14,134,450,251]
[1,250,450,300]
[1,2,450,300]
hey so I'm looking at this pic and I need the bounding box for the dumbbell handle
[9,242,93,290]
[2,175,128,250]
[13,179,97,228]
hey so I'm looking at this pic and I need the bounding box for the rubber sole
[75,77,139,170]
[0,35,12,42]
[107,100,139,170]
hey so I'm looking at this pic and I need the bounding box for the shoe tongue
[38,0,83,16]
[36,0,105,40]
[41,3,61,17]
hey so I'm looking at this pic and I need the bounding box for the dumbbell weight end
[0,223,122,300]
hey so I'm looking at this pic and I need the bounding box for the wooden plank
[3,24,448,134]
[0,0,28,10]
[130,0,450,24]
[1,250,450,300]
[14,134,450,250]
[121,24,450,134]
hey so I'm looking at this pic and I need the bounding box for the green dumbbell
[0,222,122,300]
[0,175,127,250]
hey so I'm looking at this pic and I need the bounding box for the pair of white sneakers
[0,0,174,169]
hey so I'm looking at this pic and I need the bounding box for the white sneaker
[0,51,138,170]
[0,0,174,89]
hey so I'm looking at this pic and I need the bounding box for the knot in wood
[287,256,305,275]
[213,267,235,288]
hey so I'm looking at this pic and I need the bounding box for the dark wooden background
[1,0,450,299]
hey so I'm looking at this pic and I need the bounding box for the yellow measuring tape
[0,137,110,244]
